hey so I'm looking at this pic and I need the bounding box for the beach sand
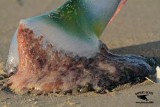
[0,0,160,107]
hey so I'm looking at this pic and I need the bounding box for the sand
[0,0,160,107]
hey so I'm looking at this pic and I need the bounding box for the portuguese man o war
[5,0,157,94]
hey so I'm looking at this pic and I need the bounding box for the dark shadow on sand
[111,41,160,57]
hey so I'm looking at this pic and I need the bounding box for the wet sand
[0,0,160,107]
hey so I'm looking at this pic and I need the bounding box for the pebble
[34,101,38,105]
[28,98,36,102]
[0,75,4,80]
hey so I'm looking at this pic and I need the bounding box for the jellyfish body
[5,0,155,94]
[6,0,127,73]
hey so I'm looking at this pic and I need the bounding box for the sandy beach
[0,0,160,107]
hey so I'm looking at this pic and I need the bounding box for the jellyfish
[5,0,156,94]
